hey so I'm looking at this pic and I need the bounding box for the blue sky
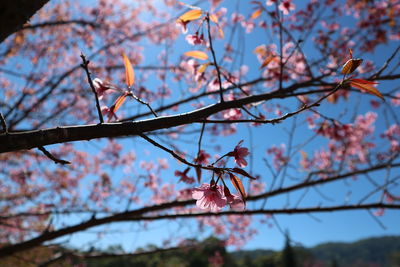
[3,0,398,253]
[59,0,400,252]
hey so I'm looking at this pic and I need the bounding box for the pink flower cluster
[266,0,296,15]
[267,144,289,170]
[192,183,245,212]
[185,33,205,45]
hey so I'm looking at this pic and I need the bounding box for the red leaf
[111,93,128,114]
[195,166,202,183]
[229,173,246,201]
[349,79,383,100]
[231,168,256,180]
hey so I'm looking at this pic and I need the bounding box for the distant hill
[311,236,400,267]
[232,236,400,267]
[3,235,399,266]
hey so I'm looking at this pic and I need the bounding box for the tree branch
[0,0,50,43]
[0,81,318,153]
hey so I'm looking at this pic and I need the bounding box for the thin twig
[277,4,284,90]
[206,13,224,102]
[139,133,213,171]
[370,45,400,79]
[38,146,70,165]
[198,83,342,125]
[80,53,104,123]
[197,122,206,157]
[130,94,158,117]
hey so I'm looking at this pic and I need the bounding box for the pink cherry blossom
[279,0,296,15]
[93,78,116,100]
[101,105,117,122]
[391,92,400,106]
[192,183,227,212]
[267,144,289,170]
[185,33,204,45]
[226,193,245,211]
[174,170,195,184]
[195,150,211,165]
[229,140,250,167]
[176,19,189,34]
[266,0,278,6]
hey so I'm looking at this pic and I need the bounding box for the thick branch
[0,0,50,43]
[21,20,100,30]
[0,82,315,153]
[0,201,398,258]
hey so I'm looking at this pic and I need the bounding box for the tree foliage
[0,0,399,263]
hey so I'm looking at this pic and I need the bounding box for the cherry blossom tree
[0,0,400,264]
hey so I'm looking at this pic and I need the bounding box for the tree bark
[0,0,50,43]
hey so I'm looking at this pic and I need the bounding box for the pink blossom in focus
[229,140,250,167]
[192,183,227,212]
[93,78,116,100]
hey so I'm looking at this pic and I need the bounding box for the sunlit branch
[21,20,101,30]
[0,80,318,153]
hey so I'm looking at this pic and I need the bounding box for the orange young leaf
[111,93,128,114]
[253,45,267,57]
[210,14,219,23]
[251,9,262,19]
[198,62,211,73]
[122,52,135,87]
[218,26,225,38]
[260,54,275,69]
[184,50,208,60]
[349,79,383,100]
[341,58,363,75]
[229,173,246,201]
[327,92,339,103]
[178,9,202,22]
